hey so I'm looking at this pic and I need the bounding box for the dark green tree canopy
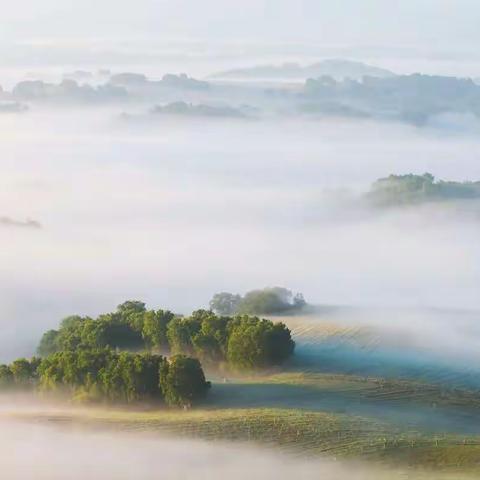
[36,301,295,372]
[37,301,176,356]
[226,317,295,370]
[160,355,211,407]
[167,311,294,370]
[1,349,209,407]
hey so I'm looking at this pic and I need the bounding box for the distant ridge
[210,59,395,81]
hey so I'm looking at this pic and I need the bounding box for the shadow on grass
[291,342,480,390]
[206,381,480,435]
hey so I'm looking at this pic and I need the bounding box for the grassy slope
[5,311,480,475]
[7,404,480,476]
[6,369,480,473]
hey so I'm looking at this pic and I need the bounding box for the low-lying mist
[283,306,480,388]
[0,413,431,480]
[1,106,480,361]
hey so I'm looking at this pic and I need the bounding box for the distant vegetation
[11,79,127,103]
[211,59,395,81]
[0,350,210,407]
[2,73,209,106]
[151,101,246,119]
[110,72,209,90]
[303,74,480,125]
[366,173,480,206]
[37,300,295,370]
[4,64,480,128]
[209,287,307,316]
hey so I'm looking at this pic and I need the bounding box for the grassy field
[5,367,480,473]
[6,404,480,476]
[4,311,480,476]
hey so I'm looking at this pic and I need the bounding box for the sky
[1,1,480,73]
[0,1,477,43]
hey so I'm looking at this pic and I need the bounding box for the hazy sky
[1,1,479,57]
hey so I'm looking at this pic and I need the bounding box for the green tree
[0,365,13,389]
[238,287,293,315]
[38,349,168,404]
[101,352,165,403]
[209,292,242,315]
[116,300,146,319]
[37,329,60,356]
[191,312,229,363]
[167,317,200,355]
[227,317,294,370]
[10,357,40,388]
[142,310,175,350]
[160,355,210,407]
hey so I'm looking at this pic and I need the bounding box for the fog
[1,104,480,361]
[3,4,480,480]
[0,414,414,480]
[2,0,480,83]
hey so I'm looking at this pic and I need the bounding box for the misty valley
[3,8,480,478]
[3,61,480,129]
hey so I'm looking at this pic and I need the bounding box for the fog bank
[0,415,431,480]
[2,107,480,360]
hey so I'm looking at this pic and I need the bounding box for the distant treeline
[38,300,295,370]
[366,173,480,206]
[209,287,307,316]
[0,350,210,407]
[304,74,480,125]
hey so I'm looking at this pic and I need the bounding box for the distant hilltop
[366,173,480,207]
[210,59,395,81]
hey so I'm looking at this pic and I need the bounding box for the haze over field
[2,106,480,361]
[0,109,480,364]
[0,415,435,480]
[3,3,480,478]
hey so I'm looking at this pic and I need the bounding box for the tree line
[38,301,295,370]
[1,300,295,406]
[367,173,480,207]
[0,349,210,407]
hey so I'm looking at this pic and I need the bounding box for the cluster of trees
[0,350,210,407]
[110,72,210,91]
[0,357,41,390]
[209,287,307,316]
[303,74,480,125]
[5,74,209,105]
[167,310,295,369]
[151,101,245,119]
[213,59,394,81]
[38,301,295,371]
[11,79,127,103]
[38,301,174,356]
[3,299,296,405]
[366,173,480,206]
